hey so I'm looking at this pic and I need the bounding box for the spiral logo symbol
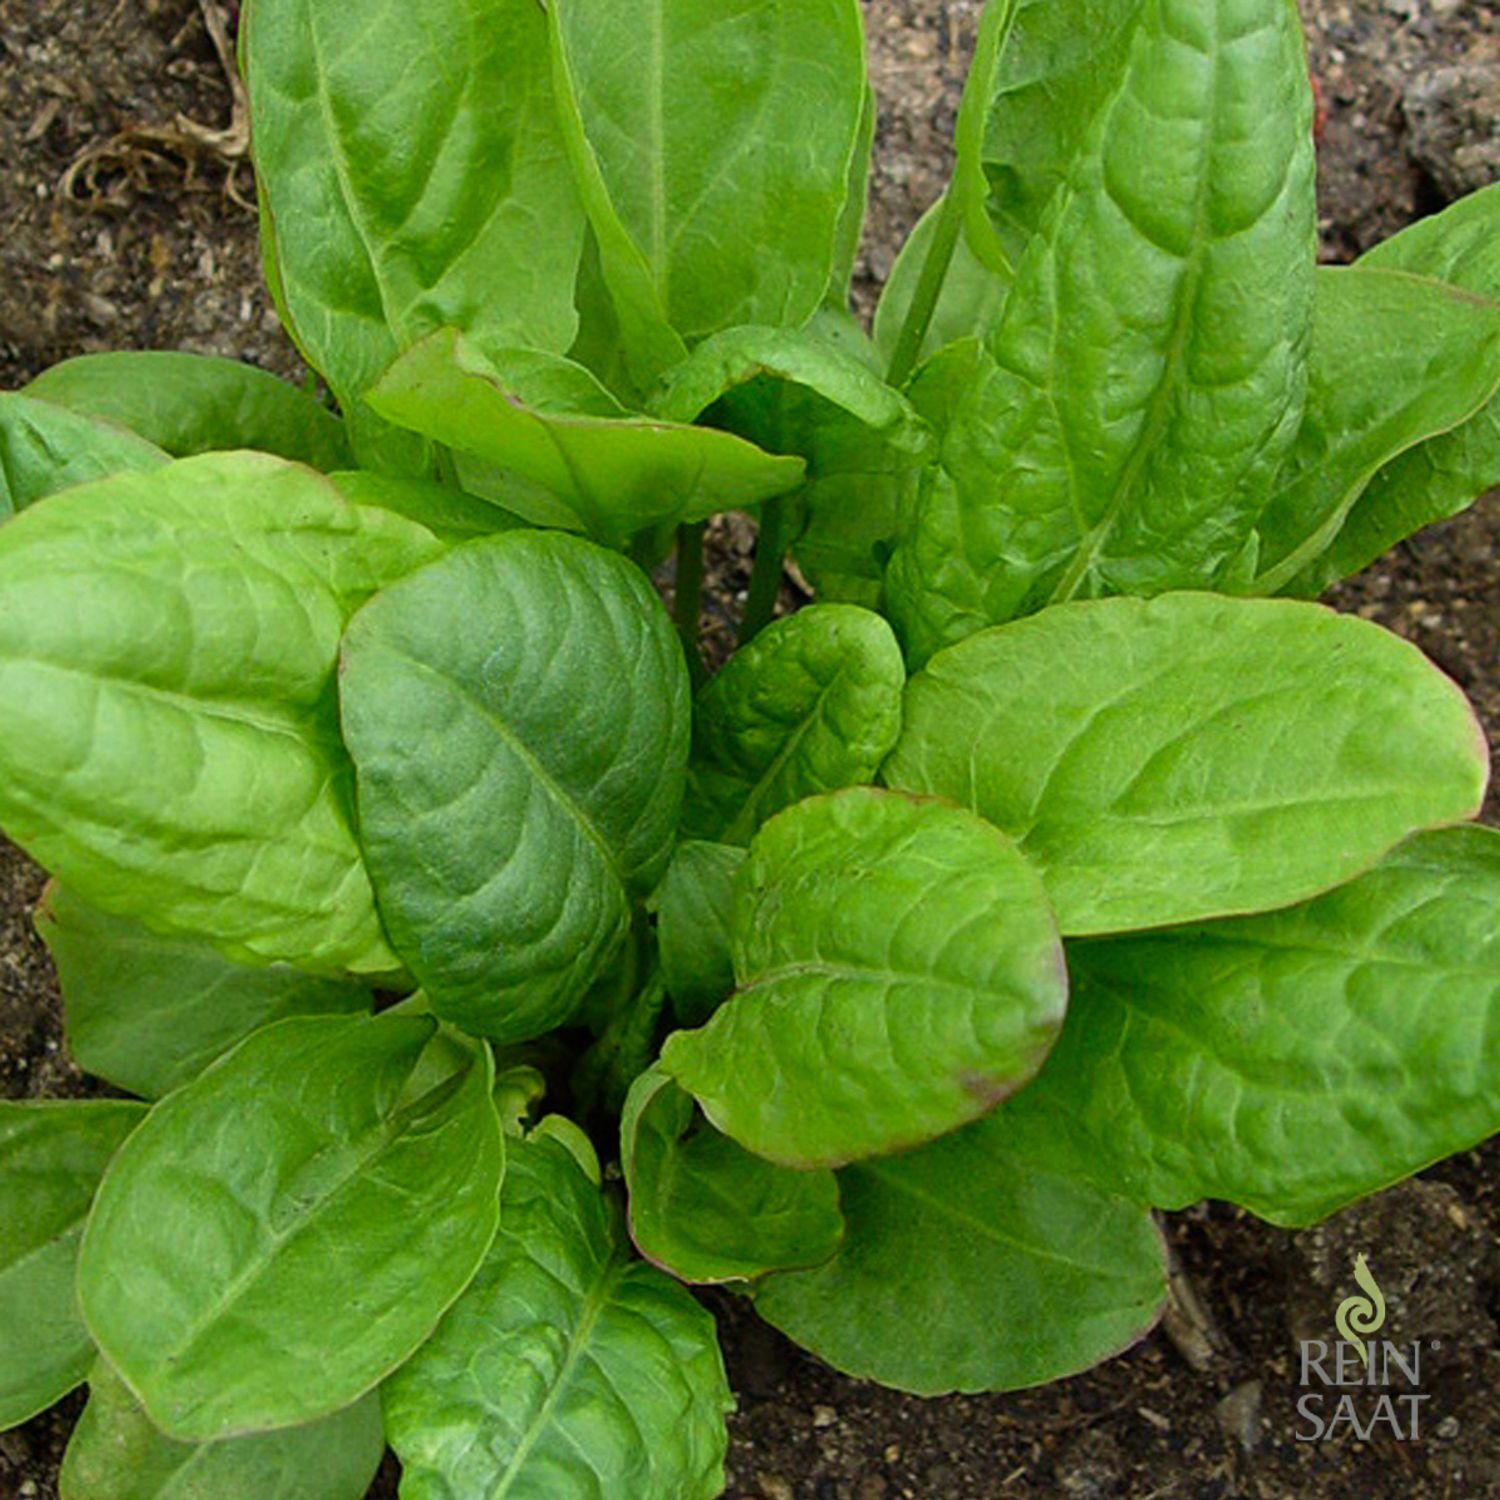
[1335,1254,1387,1370]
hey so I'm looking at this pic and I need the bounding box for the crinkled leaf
[753,1100,1166,1395]
[1024,826,1500,1226]
[340,532,690,1041]
[623,1067,843,1284]
[0,393,167,520]
[36,883,371,1100]
[685,605,905,845]
[0,1101,146,1429]
[77,1014,502,1441]
[651,841,745,1027]
[382,1131,731,1500]
[25,353,351,470]
[328,471,524,546]
[662,788,1067,1169]
[59,1363,384,1500]
[368,330,804,546]
[887,0,1317,664]
[0,453,439,972]
[885,593,1490,935]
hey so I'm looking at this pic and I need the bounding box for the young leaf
[753,1101,1166,1395]
[685,605,905,845]
[622,1067,843,1284]
[36,883,372,1101]
[382,1131,732,1500]
[885,594,1490,935]
[830,81,877,300]
[651,841,745,1027]
[59,1363,384,1500]
[0,453,440,973]
[367,330,805,546]
[328,470,525,546]
[77,1014,504,1441]
[25,352,352,470]
[340,532,690,1041]
[661,788,1067,1169]
[241,0,587,467]
[1249,267,1500,593]
[1023,826,1500,1227]
[887,0,1317,662]
[0,1101,146,1429]
[0,394,168,520]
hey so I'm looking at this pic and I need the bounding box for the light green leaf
[328,470,524,545]
[0,393,168,520]
[242,0,586,468]
[885,593,1490,935]
[753,1100,1166,1395]
[651,841,745,1027]
[59,1363,384,1500]
[1249,267,1500,593]
[0,1101,146,1430]
[382,1131,732,1500]
[25,353,352,470]
[0,453,439,973]
[78,1014,503,1441]
[623,1067,843,1284]
[684,604,906,844]
[368,330,805,546]
[1024,826,1500,1226]
[36,883,372,1100]
[340,532,690,1041]
[546,0,867,363]
[887,0,1317,664]
[830,81,877,300]
[661,787,1066,1169]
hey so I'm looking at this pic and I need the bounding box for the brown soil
[1,2,1498,1498]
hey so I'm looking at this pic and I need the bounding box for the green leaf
[0,393,168,520]
[1248,267,1500,593]
[25,353,352,470]
[651,841,745,1027]
[340,532,690,1041]
[684,604,906,844]
[885,593,1490,935]
[0,1101,146,1429]
[328,470,524,545]
[622,1067,843,1284]
[59,1363,384,1500]
[241,0,586,468]
[571,974,673,1127]
[546,0,868,361]
[1023,826,1500,1227]
[382,1131,732,1500]
[36,883,372,1100]
[77,1014,503,1441]
[887,0,1317,664]
[753,1100,1166,1395]
[830,81,877,299]
[368,330,805,546]
[1289,184,1500,593]
[661,788,1067,1168]
[0,453,439,973]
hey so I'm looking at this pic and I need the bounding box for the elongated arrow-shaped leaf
[753,1100,1166,1395]
[37,884,371,1100]
[623,1068,843,1284]
[651,841,745,1027]
[368,331,804,546]
[60,1364,384,1500]
[887,594,1489,935]
[0,1101,146,1429]
[382,1131,732,1500]
[662,788,1067,1169]
[341,531,690,1041]
[0,394,167,520]
[0,453,439,973]
[887,0,1317,663]
[78,1014,502,1441]
[685,605,906,844]
[1019,827,1500,1226]
[26,353,352,470]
